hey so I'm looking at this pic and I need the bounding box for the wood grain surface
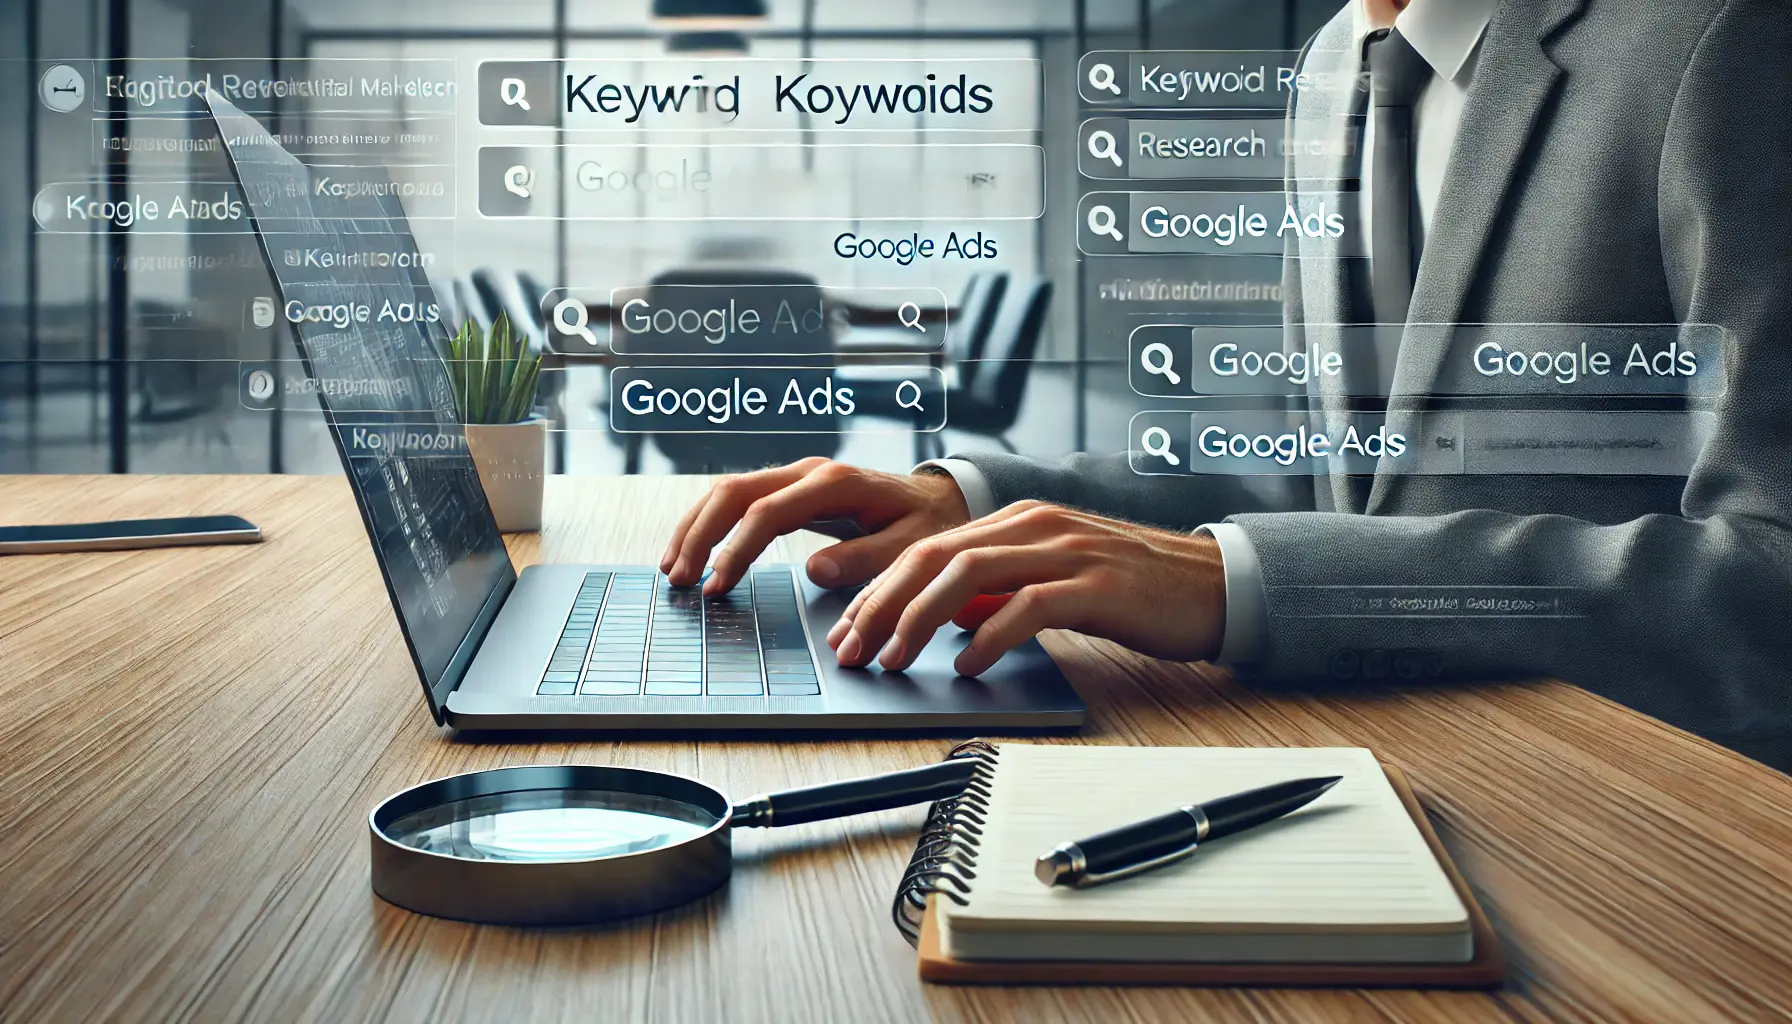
[2,474,1789,1024]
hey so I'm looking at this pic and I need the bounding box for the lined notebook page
[945,745,1467,934]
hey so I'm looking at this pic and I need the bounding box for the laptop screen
[207,88,515,721]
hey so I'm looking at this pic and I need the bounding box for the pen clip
[1068,839,1200,889]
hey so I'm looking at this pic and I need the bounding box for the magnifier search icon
[1088,130,1122,167]
[1141,426,1180,466]
[895,380,925,412]
[1088,63,1121,95]
[1087,204,1124,241]
[1140,342,1181,385]
[501,78,530,110]
[553,297,597,346]
[897,302,926,332]
[504,165,533,199]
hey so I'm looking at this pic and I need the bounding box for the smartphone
[0,516,262,555]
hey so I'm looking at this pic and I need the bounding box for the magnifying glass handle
[731,757,980,828]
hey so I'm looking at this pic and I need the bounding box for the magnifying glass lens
[383,788,720,863]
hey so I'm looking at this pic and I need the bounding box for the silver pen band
[1182,803,1211,842]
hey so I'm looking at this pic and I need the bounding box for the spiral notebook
[892,742,1503,987]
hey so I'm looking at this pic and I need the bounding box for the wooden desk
[3,475,1790,1023]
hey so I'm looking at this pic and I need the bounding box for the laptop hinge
[433,568,516,717]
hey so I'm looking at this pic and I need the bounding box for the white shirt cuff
[1197,522,1268,666]
[914,458,997,520]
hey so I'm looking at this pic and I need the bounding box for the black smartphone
[0,516,262,555]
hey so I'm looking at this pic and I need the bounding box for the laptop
[206,88,1085,732]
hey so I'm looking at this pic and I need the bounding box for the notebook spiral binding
[891,739,1001,946]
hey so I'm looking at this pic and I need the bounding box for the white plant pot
[464,418,546,533]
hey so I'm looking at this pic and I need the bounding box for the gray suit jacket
[959,0,1792,766]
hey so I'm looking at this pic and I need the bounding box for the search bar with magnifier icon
[1077,49,1310,108]
[589,284,946,355]
[1128,325,1192,397]
[606,365,948,434]
[1128,412,1191,475]
[1078,118,1129,178]
[552,297,600,348]
[1078,192,1129,254]
[1079,56,1125,103]
[477,60,556,126]
[477,146,541,216]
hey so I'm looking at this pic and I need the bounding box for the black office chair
[941,272,1009,392]
[840,272,1009,462]
[937,278,1052,455]
[612,267,842,474]
[453,277,491,334]
[515,272,550,333]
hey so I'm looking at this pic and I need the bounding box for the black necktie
[1365,28,1430,325]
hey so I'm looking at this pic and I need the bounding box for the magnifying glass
[370,756,984,925]
[1088,63,1121,96]
[1087,204,1124,241]
[897,302,926,333]
[1140,426,1181,466]
[1088,130,1122,168]
[504,165,533,199]
[1140,341,1181,385]
[501,77,531,111]
[895,379,925,412]
[553,297,597,346]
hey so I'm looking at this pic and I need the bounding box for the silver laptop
[207,88,1084,732]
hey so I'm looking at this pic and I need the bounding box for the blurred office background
[0,0,1336,477]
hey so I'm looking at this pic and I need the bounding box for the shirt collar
[1352,0,1496,82]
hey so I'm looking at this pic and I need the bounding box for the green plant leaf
[437,311,541,424]
[446,318,473,421]
[487,312,512,424]
[501,345,541,424]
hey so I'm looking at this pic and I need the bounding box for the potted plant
[445,312,546,532]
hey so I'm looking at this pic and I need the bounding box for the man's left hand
[825,501,1228,676]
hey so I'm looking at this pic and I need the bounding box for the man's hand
[660,458,971,596]
[825,501,1227,677]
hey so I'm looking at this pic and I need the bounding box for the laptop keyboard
[535,568,822,698]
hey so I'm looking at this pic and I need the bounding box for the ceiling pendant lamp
[651,0,768,29]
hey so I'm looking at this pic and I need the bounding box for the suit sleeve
[950,450,1293,532]
[1227,0,1792,766]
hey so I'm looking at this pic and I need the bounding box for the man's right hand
[659,458,971,597]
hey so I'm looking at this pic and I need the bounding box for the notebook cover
[915,763,1504,988]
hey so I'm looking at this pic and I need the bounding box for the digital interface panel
[211,90,512,702]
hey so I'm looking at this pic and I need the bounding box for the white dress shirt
[922,0,1494,665]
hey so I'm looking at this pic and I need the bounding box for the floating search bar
[1129,410,1717,477]
[1079,116,1357,181]
[479,144,1042,220]
[1078,50,1353,108]
[1078,191,1357,256]
[608,366,947,433]
[541,285,948,355]
[478,58,1041,131]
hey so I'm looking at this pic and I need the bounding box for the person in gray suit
[661,0,1792,766]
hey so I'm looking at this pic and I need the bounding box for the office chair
[839,272,1009,463]
[453,277,492,334]
[940,272,1009,391]
[515,272,550,332]
[936,277,1052,455]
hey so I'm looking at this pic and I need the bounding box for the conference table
[3,474,1790,1023]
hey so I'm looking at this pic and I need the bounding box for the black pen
[1034,775,1343,888]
